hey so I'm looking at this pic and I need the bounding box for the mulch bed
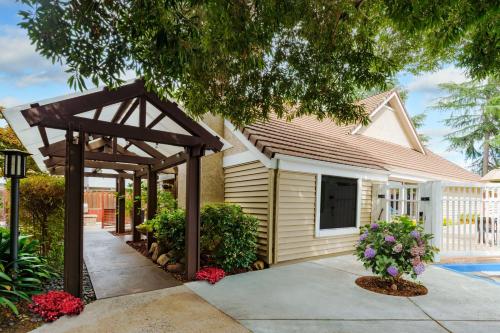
[0,264,96,333]
[126,239,148,257]
[355,276,428,297]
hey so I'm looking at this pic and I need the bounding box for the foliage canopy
[18,0,499,126]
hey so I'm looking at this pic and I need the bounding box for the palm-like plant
[0,228,54,314]
[432,79,499,175]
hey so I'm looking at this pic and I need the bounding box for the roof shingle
[242,92,480,182]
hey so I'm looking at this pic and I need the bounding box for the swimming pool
[439,263,500,285]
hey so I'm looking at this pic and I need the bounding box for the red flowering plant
[29,291,84,322]
[195,267,225,284]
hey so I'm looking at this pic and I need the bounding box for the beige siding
[361,181,373,225]
[224,161,272,263]
[275,171,373,263]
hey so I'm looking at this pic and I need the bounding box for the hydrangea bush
[355,216,438,282]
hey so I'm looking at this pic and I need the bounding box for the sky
[0,1,472,172]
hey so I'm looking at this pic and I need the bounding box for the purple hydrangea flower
[387,266,399,277]
[370,223,379,230]
[414,263,425,275]
[410,230,420,239]
[385,235,396,243]
[364,247,376,259]
[393,243,403,253]
[359,232,368,241]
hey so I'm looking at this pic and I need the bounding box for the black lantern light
[2,149,30,178]
[1,149,31,270]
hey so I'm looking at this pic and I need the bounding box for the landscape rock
[252,260,265,270]
[166,263,184,273]
[157,254,170,267]
[152,246,160,262]
[149,242,158,255]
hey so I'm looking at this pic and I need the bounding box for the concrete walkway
[33,285,248,333]
[187,255,500,333]
[84,226,180,299]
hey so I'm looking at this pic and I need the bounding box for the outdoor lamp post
[1,149,31,270]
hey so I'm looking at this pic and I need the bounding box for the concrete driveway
[187,255,500,333]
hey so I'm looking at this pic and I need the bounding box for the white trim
[275,154,389,182]
[392,94,426,155]
[351,92,396,135]
[224,120,277,169]
[223,150,259,168]
[314,174,362,238]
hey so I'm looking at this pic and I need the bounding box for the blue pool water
[439,263,500,285]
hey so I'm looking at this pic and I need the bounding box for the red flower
[195,267,225,284]
[29,291,85,322]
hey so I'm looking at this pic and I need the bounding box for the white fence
[421,182,500,258]
[374,181,500,259]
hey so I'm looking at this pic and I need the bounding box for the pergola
[16,79,223,297]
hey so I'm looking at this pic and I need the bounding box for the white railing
[437,183,499,256]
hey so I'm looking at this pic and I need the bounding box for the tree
[18,0,498,127]
[410,113,429,145]
[432,79,499,176]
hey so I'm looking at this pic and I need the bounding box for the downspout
[271,158,280,264]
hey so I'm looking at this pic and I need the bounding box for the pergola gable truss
[20,80,223,297]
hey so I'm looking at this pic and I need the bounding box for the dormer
[351,91,426,154]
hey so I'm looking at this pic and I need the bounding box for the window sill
[316,227,359,238]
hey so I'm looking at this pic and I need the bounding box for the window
[387,183,419,221]
[319,175,358,231]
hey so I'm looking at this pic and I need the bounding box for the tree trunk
[482,132,490,176]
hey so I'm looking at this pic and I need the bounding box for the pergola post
[116,177,126,234]
[185,146,202,280]
[64,130,84,298]
[147,167,157,250]
[132,172,142,242]
[147,167,157,220]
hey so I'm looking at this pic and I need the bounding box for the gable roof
[481,168,500,182]
[240,91,480,182]
[352,90,426,154]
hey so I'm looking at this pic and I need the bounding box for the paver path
[83,226,180,299]
[187,254,500,333]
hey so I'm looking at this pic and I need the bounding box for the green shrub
[0,227,54,314]
[154,209,186,259]
[201,203,259,272]
[148,203,259,272]
[15,175,65,271]
[355,216,438,281]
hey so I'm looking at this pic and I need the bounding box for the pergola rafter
[19,79,223,297]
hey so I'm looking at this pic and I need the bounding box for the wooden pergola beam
[25,114,205,148]
[44,157,143,171]
[119,98,140,125]
[127,139,168,160]
[136,152,187,177]
[47,150,160,165]
[24,80,145,118]
[111,99,133,123]
[144,91,223,151]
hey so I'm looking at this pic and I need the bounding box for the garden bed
[355,276,428,297]
[0,264,95,333]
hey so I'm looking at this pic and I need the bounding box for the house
[4,86,481,265]
[177,90,481,264]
